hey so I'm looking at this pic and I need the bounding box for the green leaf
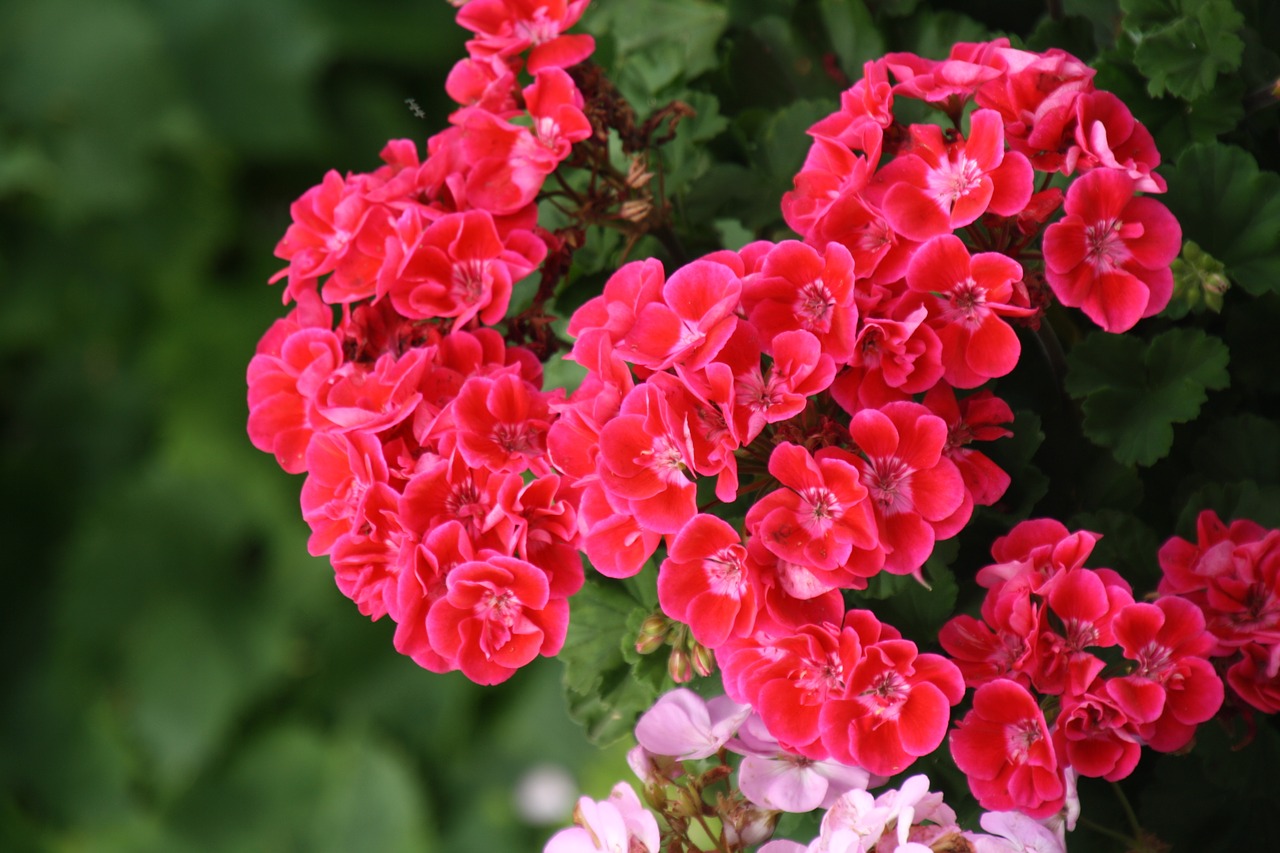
[818,0,885,78]
[1177,481,1280,532]
[848,540,959,643]
[587,0,728,96]
[1163,142,1280,295]
[560,574,667,746]
[172,727,433,853]
[1122,0,1245,101]
[1065,328,1230,466]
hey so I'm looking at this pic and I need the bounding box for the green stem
[1111,780,1144,841]
[1079,816,1138,847]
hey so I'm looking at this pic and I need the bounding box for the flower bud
[691,641,716,678]
[668,648,693,683]
[720,798,778,848]
[635,614,669,655]
[626,156,654,189]
[619,198,652,223]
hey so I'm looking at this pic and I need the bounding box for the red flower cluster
[1158,510,1280,714]
[247,0,599,684]
[941,520,1223,817]
[717,609,964,777]
[787,39,1179,334]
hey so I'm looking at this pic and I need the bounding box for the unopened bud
[691,641,716,678]
[619,198,652,223]
[668,648,693,683]
[720,798,778,847]
[635,614,669,655]
[626,157,654,189]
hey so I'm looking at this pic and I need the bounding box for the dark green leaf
[1065,329,1230,466]
[1122,0,1245,101]
[560,574,667,745]
[1068,509,1161,589]
[587,0,728,96]
[848,540,959,643]
[1177,481,1280,533]
[981,410,1048,520]
[1164,142,1280,295]
[818,0,885,78]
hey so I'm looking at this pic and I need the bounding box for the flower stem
[1079,817,1138,847]
[1111,780,1144,840]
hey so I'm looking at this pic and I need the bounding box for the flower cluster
[549,688,1071,853]
[248,3,1276,848]
[1158,509,1280,714]
[247,0,602,684]
[940,519,1223,816]
[549,34,1188,789]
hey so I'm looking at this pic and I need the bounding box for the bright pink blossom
[874,109,1033,242]
[458,0,595,73]
[743,241,860,363]
[657,514,758,649]
[1107,596,1223,751]
[820,637,965,776]
[1043,168,1180,332]
[950,679,1066,819]
[426,553,568,684]
[849,402,967,577]
[448,370,555,474]
[379,207,546,326]
[300,429,398,557]
[922,385,1012,507]
[746,442,879,576]
[907,235,1032,387]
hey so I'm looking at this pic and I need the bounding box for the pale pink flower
[544,782,659,853]
[973,811,1067,853]
[634,689,751,760]
[732,714,878,813]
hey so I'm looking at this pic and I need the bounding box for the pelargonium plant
[247,0,1280,849]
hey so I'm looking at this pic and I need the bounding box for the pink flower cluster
[1158,509,1280,714]
[940,519,1224,817]
[787,39,1179,334]
[611,689,1070,853]
[247,0,598,684]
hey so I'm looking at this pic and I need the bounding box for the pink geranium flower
[950,679,1066,819]
[544,782,660,853]
[633,689,751,761]
[657,514,758,649]
[849,401,967,578]
[1042,168,1180,332]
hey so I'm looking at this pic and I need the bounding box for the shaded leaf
[1122,0,1245,100]
[1164,141,1280,294]
[819,0,885,77]
[1065,329,1229,466]
[561,574,667,745]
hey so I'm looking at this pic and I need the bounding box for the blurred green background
[0,1,625,849]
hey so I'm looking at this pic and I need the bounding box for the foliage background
[0,1,619,850]
[2,0,1278,851]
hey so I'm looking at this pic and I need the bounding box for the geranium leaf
[818,0,885,78]
[1163,142,1280,295]
[1065,328,1229,466]
[1122,0,1245,101]
[560,573,667,746]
